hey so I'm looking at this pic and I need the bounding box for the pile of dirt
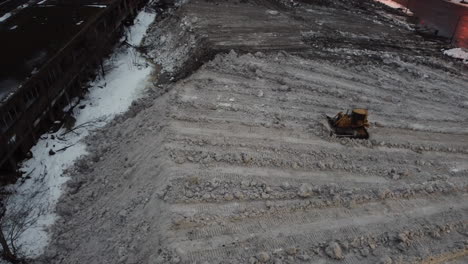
[39,0,468,264]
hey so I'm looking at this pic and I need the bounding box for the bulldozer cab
[326,108,369,139]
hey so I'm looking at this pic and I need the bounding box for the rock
[267,10,279,15]
[292,162,299,169]
[325,242,344,260]
[118,246,127,257]
[377,189,390,199]
[234,191,245,199]
[297,254,310,261]
[286,247,297,255]
[241,180,250,189]
[256,252,270,262]
[174,157,185,164]
[119,210,127,218]
[340,241,349,251]
[430,230,441,239]
[255,51,265,58]
[425,185,434,193]
[397,233,409,243]
[399,170,410,177]
[317,161,326,169]
[298,183,313,198]
[380,255,393,264]
[185,190,194,198]
[360,248,369,257]
[118,256,128,263]
[265,201,275,209]
[374,121,384,127]
[281,182,291,190]
[224,193,234,201]
[273,259,283,264]
[279,85,290,92]
[123,168,133,179]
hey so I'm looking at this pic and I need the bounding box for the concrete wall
[392,0,468,46]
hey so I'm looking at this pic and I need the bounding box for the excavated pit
[41,0,468,264]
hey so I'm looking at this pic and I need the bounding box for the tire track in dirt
[45,1,468,263]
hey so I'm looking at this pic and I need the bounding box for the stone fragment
[286,247,297,255]
[224,193,234,201]
[267,10,279,15]
[380,255,393,264]
[281,182,291,190]
[234,191,244,199]
[256,252,270,263]
[325,242,344,260]
[298,183,313,198]
[397,233,409,243]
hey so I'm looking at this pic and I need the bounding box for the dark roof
[0,1,111,101]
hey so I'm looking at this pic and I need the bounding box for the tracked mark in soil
[44,0,468,264]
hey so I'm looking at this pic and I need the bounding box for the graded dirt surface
[41,0,468,264]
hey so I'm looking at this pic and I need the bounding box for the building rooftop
[0,1,113,102]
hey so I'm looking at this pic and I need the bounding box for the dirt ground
[39,0,468,264]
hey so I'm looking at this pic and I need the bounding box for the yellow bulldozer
[326,108,369,139]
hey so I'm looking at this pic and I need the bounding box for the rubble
[325,242,344,260]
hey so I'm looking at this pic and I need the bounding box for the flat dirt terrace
[41,0,468,264]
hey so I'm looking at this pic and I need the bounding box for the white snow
[374,0,413,14]
[447,0,468,6]
[375,0,405,9]
[443,48,468,64]
[0,12,11,22]
[3,9,156,258]
[85,4,107,8]
[266,10,279,15]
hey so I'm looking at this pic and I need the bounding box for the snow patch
[3,9,156,258]
[85,4,107,8]
[0,12,11,22]
[266,10,279,15]
[443,48,468,64]
[375,0,405,9]
[374,0,413,15]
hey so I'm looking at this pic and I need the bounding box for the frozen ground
[2,8,155,259]
[25,0,468,264]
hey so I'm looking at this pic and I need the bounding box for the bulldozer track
[44,0,468,264]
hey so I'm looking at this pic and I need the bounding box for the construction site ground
[40,0,468,263]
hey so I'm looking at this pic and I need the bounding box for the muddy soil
[40,0,468,264]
